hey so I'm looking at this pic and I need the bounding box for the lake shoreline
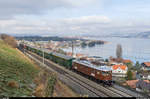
[63,37,150,63]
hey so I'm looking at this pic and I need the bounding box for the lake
[63,37,150,63]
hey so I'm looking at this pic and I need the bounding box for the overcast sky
[0,0,150,36]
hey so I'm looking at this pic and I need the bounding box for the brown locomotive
[72,60,113,85]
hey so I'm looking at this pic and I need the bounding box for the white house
[139,72,150,80]
[143,75,150,80]
[112,65,128,77]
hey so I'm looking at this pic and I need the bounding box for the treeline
[15,36,85,42]
[81,41,105,48]
[88,41,105,47]
[0,34,17,48]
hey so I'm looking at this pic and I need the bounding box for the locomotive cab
[101,71,112,85]
[98,66,113,86]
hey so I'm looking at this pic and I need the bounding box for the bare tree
[116,44,122,59]
[0,34,17,48]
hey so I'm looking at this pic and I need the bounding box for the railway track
[108,86,132,97]
[64,73,108,97]
[25,50,134,97]
[26,51,107,97]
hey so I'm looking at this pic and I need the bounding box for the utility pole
[40,44,44,65]
[23,40,25,53]
[42,45,44,65]
[72,41,74,57]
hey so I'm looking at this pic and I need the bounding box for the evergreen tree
[116,44,122,59]
[105,59,108,62]
[127,70,133,80]
[135,61,140,69]
[125,63,133,69]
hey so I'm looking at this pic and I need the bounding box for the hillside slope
[0,40,44,97]
[0,40,79,97]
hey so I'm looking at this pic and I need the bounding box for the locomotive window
[101,71,110,76]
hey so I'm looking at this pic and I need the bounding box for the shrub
[127,70,133,80]
[0,34,17,48]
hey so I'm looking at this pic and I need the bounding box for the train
[19,43,113,86]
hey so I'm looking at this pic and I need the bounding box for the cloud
[63,15,111,25]
[43,15,111,34]
[1,15,150,36]
[0,0,99,20]
[0,0,150,36]
[0,15,111,34]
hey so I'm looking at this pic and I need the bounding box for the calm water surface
[63,37,150,63]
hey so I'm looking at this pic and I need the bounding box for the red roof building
[126,80,150,89]
[123,59,133,64]
[141,62,150,71]
[112,64,128,77]
[143,62,150,67]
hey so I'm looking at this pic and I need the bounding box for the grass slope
[0,40,39,97]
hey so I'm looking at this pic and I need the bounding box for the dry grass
[16,48,40,70]
[33,84,45,97]
[33,71,48,97]
[52,80,79,97]
[33,70,56,97]
[7,80,19,88]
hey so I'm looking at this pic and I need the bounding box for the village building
[111,64,128,77]
[66,52,73,56]
[141,62,150,71]
[137,72,150,80]
[66,52,86,59]
[76,53,85,58]
[123,59,133,65]
[142,74,150,80]
[109,57,123,62]
[109,56,132,66]
[136,80,150,93]
[125,80,150,93]
[109,61,123,66]
[125,80,138,88]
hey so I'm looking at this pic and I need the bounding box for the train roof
[42,48,52,54]
[51,52,73,60]
[26,45,52,54]
[24,44,73,60]
[73,60,112,72]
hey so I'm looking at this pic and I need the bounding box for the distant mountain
[2,31,150,39]
[109,31,150,39]
[15,36,86,41]
[134,31,150,38]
